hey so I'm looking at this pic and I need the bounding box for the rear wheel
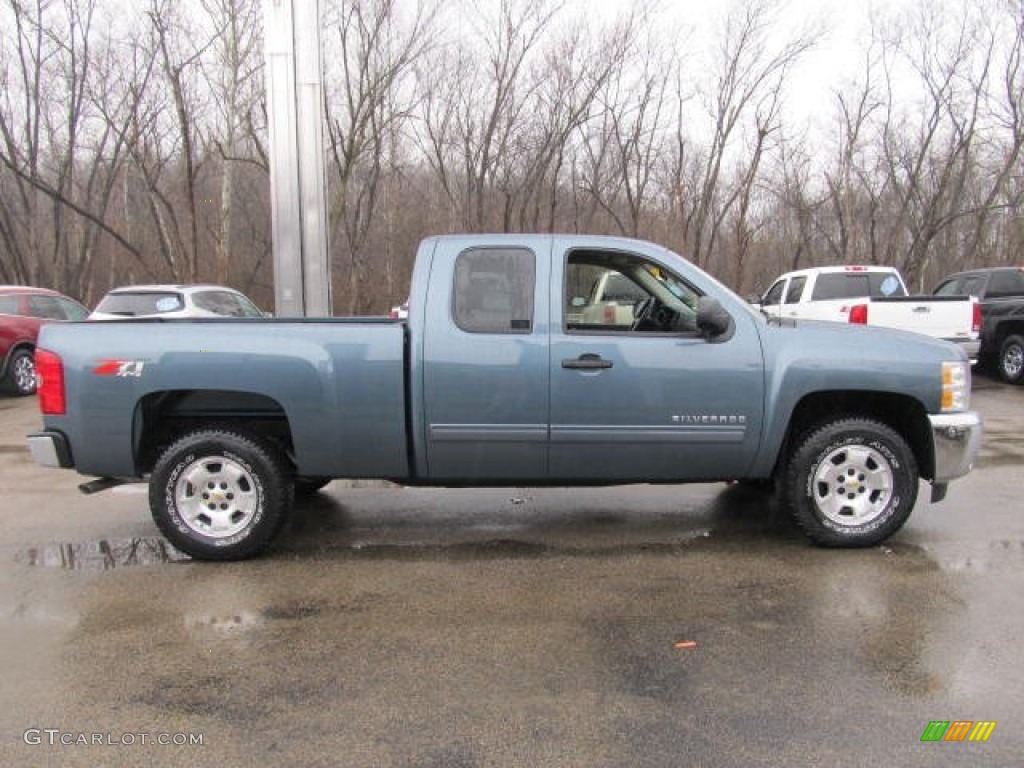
[1,348,36,396]
[149,429,293,560]
[783,418,918,547]
[997,334,1024,384]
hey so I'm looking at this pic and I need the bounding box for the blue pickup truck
[28,234,982,560]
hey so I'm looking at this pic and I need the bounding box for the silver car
[90,284,265,320]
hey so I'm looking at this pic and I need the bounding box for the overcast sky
[564,0,922,130]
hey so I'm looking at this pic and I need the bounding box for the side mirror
[696,296,735,343]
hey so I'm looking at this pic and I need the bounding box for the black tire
[294,476,331,496]
[149,429,293,560]
[783,418,918,547]
[997,334,1024,384]
[1,348,37,396]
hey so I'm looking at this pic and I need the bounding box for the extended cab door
[421,240,551,480]
[550,241,765,481]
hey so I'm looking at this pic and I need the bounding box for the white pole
[263,0,331,317]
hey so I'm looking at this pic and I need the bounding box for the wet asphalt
[0,377,1022,767]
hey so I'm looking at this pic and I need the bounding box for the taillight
[35,349,65,415]
[972,301,981,334]
[848,304,868,324]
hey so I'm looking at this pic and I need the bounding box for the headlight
[941,361,970,412]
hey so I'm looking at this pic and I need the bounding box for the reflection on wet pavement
[21,538,191,570]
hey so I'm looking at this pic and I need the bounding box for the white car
[90,284,265,320]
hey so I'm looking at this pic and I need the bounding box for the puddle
[19,538,191,570]
[923,539,1024,574]
[185,610,265,637]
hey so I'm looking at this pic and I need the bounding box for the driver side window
[564,250,701,334]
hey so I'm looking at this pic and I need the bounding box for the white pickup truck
[756,266,980,361]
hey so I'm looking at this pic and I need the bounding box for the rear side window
[193,290,263,317]
[56,297,89,320]
[784,276,806,303]
[453,248,535,334]
[987,269,1024,298]
[28,295,69,320]
[0,295,23,315]
[961,275,985,297]
[95,292,183,316]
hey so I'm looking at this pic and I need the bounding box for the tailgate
[867,296,977,340]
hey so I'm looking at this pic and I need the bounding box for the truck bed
[37,317,410,479]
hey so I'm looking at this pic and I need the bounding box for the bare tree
[0,0,145,298]
[200,0,265,285]
[324,0,437,313]
[577,15,674,238]
[418,0,564,234]
[685,0,819,273]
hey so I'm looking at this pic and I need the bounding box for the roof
[0,285,63,296]
[771,265,902,281]
[941,266,1023,277]
[105,284,247,294]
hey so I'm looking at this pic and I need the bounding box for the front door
[550,244,764,481]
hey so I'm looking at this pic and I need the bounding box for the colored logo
[920,721,996,742]
[92,360,146,378]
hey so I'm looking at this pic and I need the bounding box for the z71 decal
[93,360,146,378]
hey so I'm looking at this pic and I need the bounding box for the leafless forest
[2,0,1023,313]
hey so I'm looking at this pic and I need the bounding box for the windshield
[95,292,184,316]
[656,246,766,323]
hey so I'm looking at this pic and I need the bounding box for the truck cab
[412,236,762,483]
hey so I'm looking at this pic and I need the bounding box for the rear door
[421,242,551,480]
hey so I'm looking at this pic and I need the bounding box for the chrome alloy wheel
[174,455,258,538]
[13,353,36,394]
[1003,340,1024,380]
[811,444,894,527]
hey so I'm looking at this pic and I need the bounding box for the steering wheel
[631,296,657,331]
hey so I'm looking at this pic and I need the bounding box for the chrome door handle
[562,354,613,370]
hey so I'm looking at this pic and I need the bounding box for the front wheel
[997,334,1024,384]
[1,348,37,396]
[149,429,293,560]
[783,418,918,547]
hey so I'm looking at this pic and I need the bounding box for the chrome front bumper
[929,412,983,484]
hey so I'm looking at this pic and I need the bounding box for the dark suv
[0,286,89,395]
[934,267,1024,383]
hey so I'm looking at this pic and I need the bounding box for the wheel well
[135,390,294,474]
[993,320,1024,349]
[780,391,934,480]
